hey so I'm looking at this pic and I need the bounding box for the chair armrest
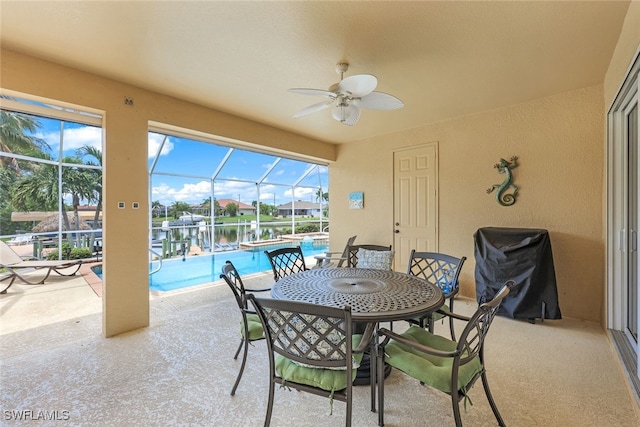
[245,287,271,293]
[378,327,458,358]
[443,288,460,299]
[314,253,346,260]
[436,309,471,322]
[353,323,376,353]
[324,251,344,256]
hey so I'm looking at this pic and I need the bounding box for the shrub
[47,247,92,260]
[281,224,321,235]
[295,223,320,233]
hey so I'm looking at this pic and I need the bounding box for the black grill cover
[474,227,561,320]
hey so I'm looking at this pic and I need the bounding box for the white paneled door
[393,143,438,271]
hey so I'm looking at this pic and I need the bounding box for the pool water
[92,243,328,292]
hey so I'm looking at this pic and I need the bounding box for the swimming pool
[92,243,328,292]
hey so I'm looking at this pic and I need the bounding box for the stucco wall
[331,86,604,322]
[604,0,640,110]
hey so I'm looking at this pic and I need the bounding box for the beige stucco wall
[604,0,640,110]
[0,49,334,337]
[331,85,605,322]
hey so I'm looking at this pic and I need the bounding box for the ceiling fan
[289,62,404,126]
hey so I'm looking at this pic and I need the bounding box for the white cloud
[37,126,103,152]
[152,180,212,204]
[153,179,263,205]
[36,127,175,160]
[284,186,316,201]
[148,133,174,159]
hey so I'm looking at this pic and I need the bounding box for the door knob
[394,230,400,233]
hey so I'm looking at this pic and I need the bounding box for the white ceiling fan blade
[332,103,361,126]
[293,100,334,118]
[358,91,404,110]
[338,74,377,97]
[289,88,336,98]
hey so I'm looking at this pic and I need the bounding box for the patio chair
[264,246,307,282]
[313,235,357,268]
[347,244,393,269]
[376,280,515,427]
[405,250,467,340]
[0,240,82,294]
[247,294,369,427]
[219,260,271,395]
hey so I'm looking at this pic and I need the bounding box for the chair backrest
[220,260,248,311]
[347,244,392,268]
[455,281,514,366]
[248,294,354,370]
[407,250,467,296]
[0,240,23,265]
[336,235,357,268]
[264,246,307,281]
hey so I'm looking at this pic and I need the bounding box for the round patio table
[271,267,444,388]
[271,267,444,323]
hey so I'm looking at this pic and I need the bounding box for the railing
[149,248,162,275]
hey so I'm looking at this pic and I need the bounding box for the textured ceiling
[0,1,631,144]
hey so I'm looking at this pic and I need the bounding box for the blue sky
[29,116,328,208]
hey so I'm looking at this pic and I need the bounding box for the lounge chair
[313,234,357,268]
[0,240,82,294]
[6,234,33,246]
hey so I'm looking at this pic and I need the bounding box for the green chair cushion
[410,304,449,323]
[384,326,482,394]
[241,313,264,341]
[432,304,449,322]
[275,335,364,392]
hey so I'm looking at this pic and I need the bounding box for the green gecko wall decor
[486,156,519,206]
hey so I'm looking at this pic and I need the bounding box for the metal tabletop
[271,267,444,322]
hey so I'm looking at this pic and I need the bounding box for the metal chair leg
[370,341,376,412]
[230,338,249,396]
[481,371,506,427]
[264,381,275,427]
[449,298,457,340]
[451,388,463,427]
[233,338,244,360]
[377,344,385,426]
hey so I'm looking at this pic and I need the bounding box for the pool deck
[239,232,329,250]
[3,240,326,307]
[0,256,276,336]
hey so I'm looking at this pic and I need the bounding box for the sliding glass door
[608,53,639,386]
[626,102,638,347]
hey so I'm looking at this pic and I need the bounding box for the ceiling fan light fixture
[332,101,352,123]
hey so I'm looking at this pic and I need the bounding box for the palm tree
[12,157,60,212]
[151,200,161,218]
[315,189,329,203]
[201,197,212,217]
[76,145,103,237]
[0,106,51,235]
[13,154,96,245]
[171,201,191,219]
[0,105,49,174]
